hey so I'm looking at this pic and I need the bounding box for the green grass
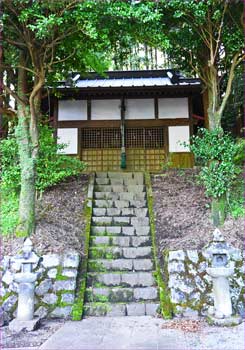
[0,191,19,235]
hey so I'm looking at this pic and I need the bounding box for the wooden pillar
[202,89,209,129]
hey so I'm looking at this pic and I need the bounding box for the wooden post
[202,89,209,129]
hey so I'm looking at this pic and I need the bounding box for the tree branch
[3,84,26,106]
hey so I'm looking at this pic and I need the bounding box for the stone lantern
[206,229,242,326]
[9,238,41,332]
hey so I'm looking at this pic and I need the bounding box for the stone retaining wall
[164,238,244,318]
[1,251,80,325]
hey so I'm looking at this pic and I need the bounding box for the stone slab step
[83,302,159,317]
[94,192,146,201]
[93,208,148,217]
[95,178,144,186]
[89,246,152,259]
[87,271,155,287]
[91,226,150,236]
[90,235,151,248]
[94,185,145,193]
[92,216,150,226]
[85,286,158,303]
[88,259,153,272]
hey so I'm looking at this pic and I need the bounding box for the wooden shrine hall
[47,70,204,172]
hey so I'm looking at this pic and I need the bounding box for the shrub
[0,124,86,194]
[187,128,241,199]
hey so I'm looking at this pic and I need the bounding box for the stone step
[83,302,159,317]
[94,185,145,193]
[90,226,150,236]
[90,235,151,248]
[95,178,144,186]
[85,286,158,303]
[94,192,146,201]
[87,271,156,288]
[92,216,150,227]
[93,199,147,209]
[92,208,148,217]
[89,246,152,259]
[88,259,153,272]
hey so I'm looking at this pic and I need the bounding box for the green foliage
[0,193,19,235]
[0,124,86,194]
[187,128,241,198]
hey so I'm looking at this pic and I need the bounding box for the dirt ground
[2,174,89,256]
[151,169,243,261]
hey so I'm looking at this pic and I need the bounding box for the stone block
[2,271,14,285]
[95,185,112,192]
[34,306,48,319]
[98,273,121,286]
[121,272,154,287]
[109,288,134,302]
[94,200,113,208]
[42,293,58,305]
[112,185,124,192]
[127,185,144,193]
[91,236,110,245]
[91,226,107,235]
[106,226,121,235]
[126,303,145,316]
[111,259,133,271]
[93,208,106,216]
[168,250,185,261]
[36,279,52,296]
[51,306,72,318]
[113,216,130,225]
[96,172,107,178]
[168,261,185,274]
[106,208,121,216]
[110,178,124,185]
[131,217,149,226]
[119,193,134,201]
[123,247,151,259]
[135,226,150,236]
[133,259,153,271]
[53,280,76,291]
[121,208,135,216]
[170,289,186,304]
[130,200,147,208]
[145,303,159,316]
[134,287,158,300]
[187,250,199,264]
[63,252,80,268]
[114,200,129,209]
[107,304,126,316]
[61,293,75,304]
[2,295,18,312]
[131,236,151,247]
[198,261,208,273]
[95,178,109,185]
[134,208,148,217]
[94,192,119,200]
[134,193,146,201]
[92,216,112,226]
[121,227,135,236]
[62,269,78,278]
[42,254,60,268]
[112,236,130,247]
[9,317,41,333]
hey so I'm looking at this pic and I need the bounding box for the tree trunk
[15,105,36,237]
[211,195,226,227]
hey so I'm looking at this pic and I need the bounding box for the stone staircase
[84,172,159,317]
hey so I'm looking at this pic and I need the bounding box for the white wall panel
[57,128,78,154]
[125,99,154,119]
[91,99,121,120]
[58,100,87,121]
[159,98,189,119]
[168,126,190,152]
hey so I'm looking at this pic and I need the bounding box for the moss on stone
[145,172,173,319]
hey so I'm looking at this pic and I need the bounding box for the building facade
[48,70,203,172]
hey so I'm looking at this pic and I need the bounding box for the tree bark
[211,194,226,227]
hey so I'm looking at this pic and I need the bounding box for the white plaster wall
[57,128,78,154]
[159,98,189,119]
[58,100,87,121]
[125,99,155,119]
[91,99,121,120]
[168,126,190,152]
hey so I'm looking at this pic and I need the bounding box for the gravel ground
[151,169,243,260]
[2,174,89,256]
